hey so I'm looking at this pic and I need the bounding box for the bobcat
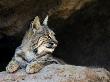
[6,16,65,74]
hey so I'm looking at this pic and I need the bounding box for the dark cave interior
[0,0,110,71]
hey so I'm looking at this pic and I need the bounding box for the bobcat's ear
[32,16,41,30]
[43,15,48,26]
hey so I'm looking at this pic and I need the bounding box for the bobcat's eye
[33,48,38,53]
[46,42,54,48]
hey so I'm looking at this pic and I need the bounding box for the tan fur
[6,16,64,74]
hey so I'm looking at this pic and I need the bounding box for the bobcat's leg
[25,54,63,74]
[6,47,27,73]
[6,59,20,73]
[25,55,50,74]
[26,61,44,74]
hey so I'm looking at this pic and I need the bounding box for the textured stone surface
[0,64,110,82]
[0,0,91,37]
[0,0,110,77]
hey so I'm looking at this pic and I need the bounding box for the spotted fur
[6,16,65,73]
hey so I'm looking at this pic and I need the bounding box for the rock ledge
[0,64,110,82]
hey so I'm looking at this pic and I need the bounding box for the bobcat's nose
[47,42,57,48]
[49,42,54,46]
[47,42,54,48]
[53,43,57,48]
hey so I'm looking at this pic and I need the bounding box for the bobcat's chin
[37,46,55,55]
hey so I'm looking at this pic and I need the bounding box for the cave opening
[0,0,110,72]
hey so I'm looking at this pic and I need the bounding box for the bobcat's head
[16,16,58,60]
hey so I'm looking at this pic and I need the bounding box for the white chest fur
[25,51,36,62]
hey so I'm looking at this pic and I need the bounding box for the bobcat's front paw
[6,60,20,73]
[26,62,44,74]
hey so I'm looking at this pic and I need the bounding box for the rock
[0,64,110,82]
[0,0,110,76]
[0,0,91,38]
